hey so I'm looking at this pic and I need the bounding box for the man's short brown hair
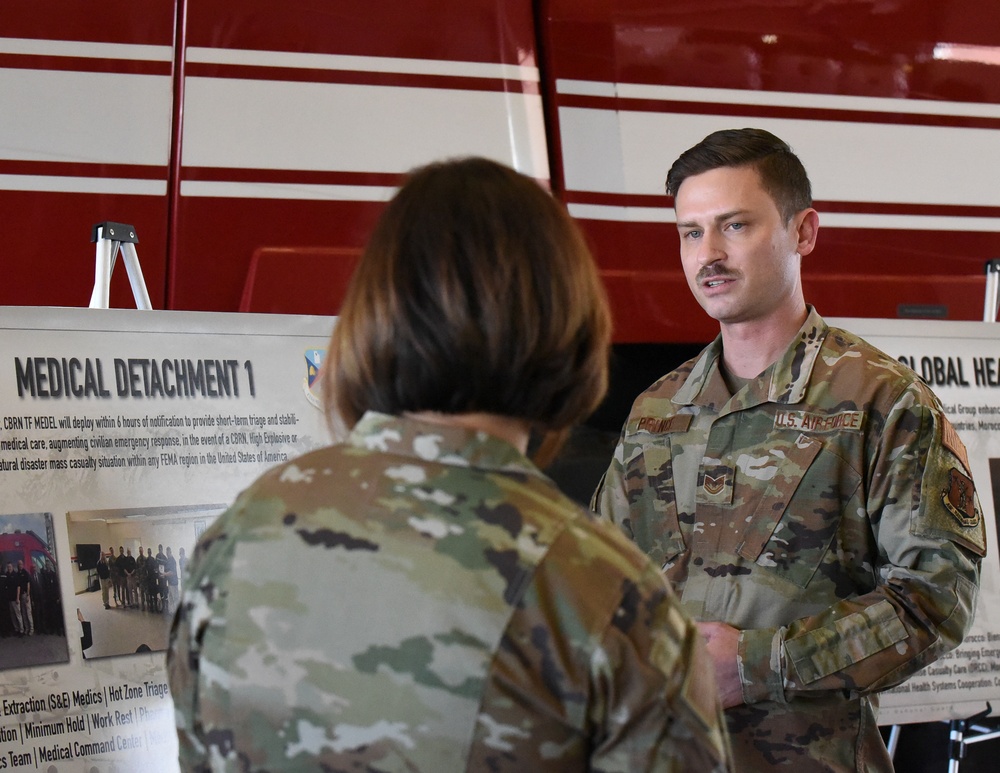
[325,157,611,450]
[666,128,812,224]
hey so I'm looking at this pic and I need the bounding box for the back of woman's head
[326,157,611,436]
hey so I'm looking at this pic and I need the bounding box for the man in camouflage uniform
[164,546,179,613]
[167,157,733,772]
[593,128,986,771]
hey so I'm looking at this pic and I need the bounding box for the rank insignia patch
[704,473,726,496]
[942,467,980,528]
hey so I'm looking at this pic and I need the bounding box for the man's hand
[697,621,744,709]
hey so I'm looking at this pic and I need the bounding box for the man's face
[675,165,808,327]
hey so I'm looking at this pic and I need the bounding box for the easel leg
[886,724,901,759]
[120,242,152,310]
[88,222,152,310]
[89,233,116,309]
[949,718,966,773]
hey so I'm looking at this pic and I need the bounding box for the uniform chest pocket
[635,445,687,569]
[736,434,858,588]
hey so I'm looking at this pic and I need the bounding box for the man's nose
[696,230,726,266]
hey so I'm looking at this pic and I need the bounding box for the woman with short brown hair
[169,157,731,773]
[327,156,610,464]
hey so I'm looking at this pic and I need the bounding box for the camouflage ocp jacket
[168,411,732,772]
[593,306,986,773]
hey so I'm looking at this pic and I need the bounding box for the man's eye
[683,230,702,240]
[727,222,745,232]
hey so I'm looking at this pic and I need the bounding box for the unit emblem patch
[942,467,980,528]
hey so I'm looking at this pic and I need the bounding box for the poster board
[828,317,1000,726]
[3,307,997,772]
[0,306,334,772]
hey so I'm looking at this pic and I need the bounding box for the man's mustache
[696,267,740,283]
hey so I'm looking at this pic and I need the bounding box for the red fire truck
[0,529,58,636]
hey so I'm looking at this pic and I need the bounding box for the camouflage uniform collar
[348,411,546,477]
[673,306,828,409]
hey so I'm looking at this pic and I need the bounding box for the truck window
[32,551,49,575]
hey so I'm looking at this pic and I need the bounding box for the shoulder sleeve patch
[941,417,971,472]
[943,468,980,529]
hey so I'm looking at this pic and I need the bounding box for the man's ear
[795,208,819,257]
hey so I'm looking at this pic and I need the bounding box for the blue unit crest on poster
[304,349,325,409]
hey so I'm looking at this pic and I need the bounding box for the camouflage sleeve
[469,518,732,773]
[167,602,209,771]
[591,428,632,536]
[588,561,733,773]
[740,384,985,704]
[166,502,240,772]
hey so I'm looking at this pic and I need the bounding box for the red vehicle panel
[1,0,998,338]
[541,0,1000,341]
[0,0,175,308]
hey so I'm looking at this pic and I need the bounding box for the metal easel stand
[983,259,1000,323]
[88,221,152,310]
[947,703,998,773]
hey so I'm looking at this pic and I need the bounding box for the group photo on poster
[0,512,68,671]
[67,504,225,659]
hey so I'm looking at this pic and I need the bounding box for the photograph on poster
[66,503,226,659]
[0,512,69,670]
